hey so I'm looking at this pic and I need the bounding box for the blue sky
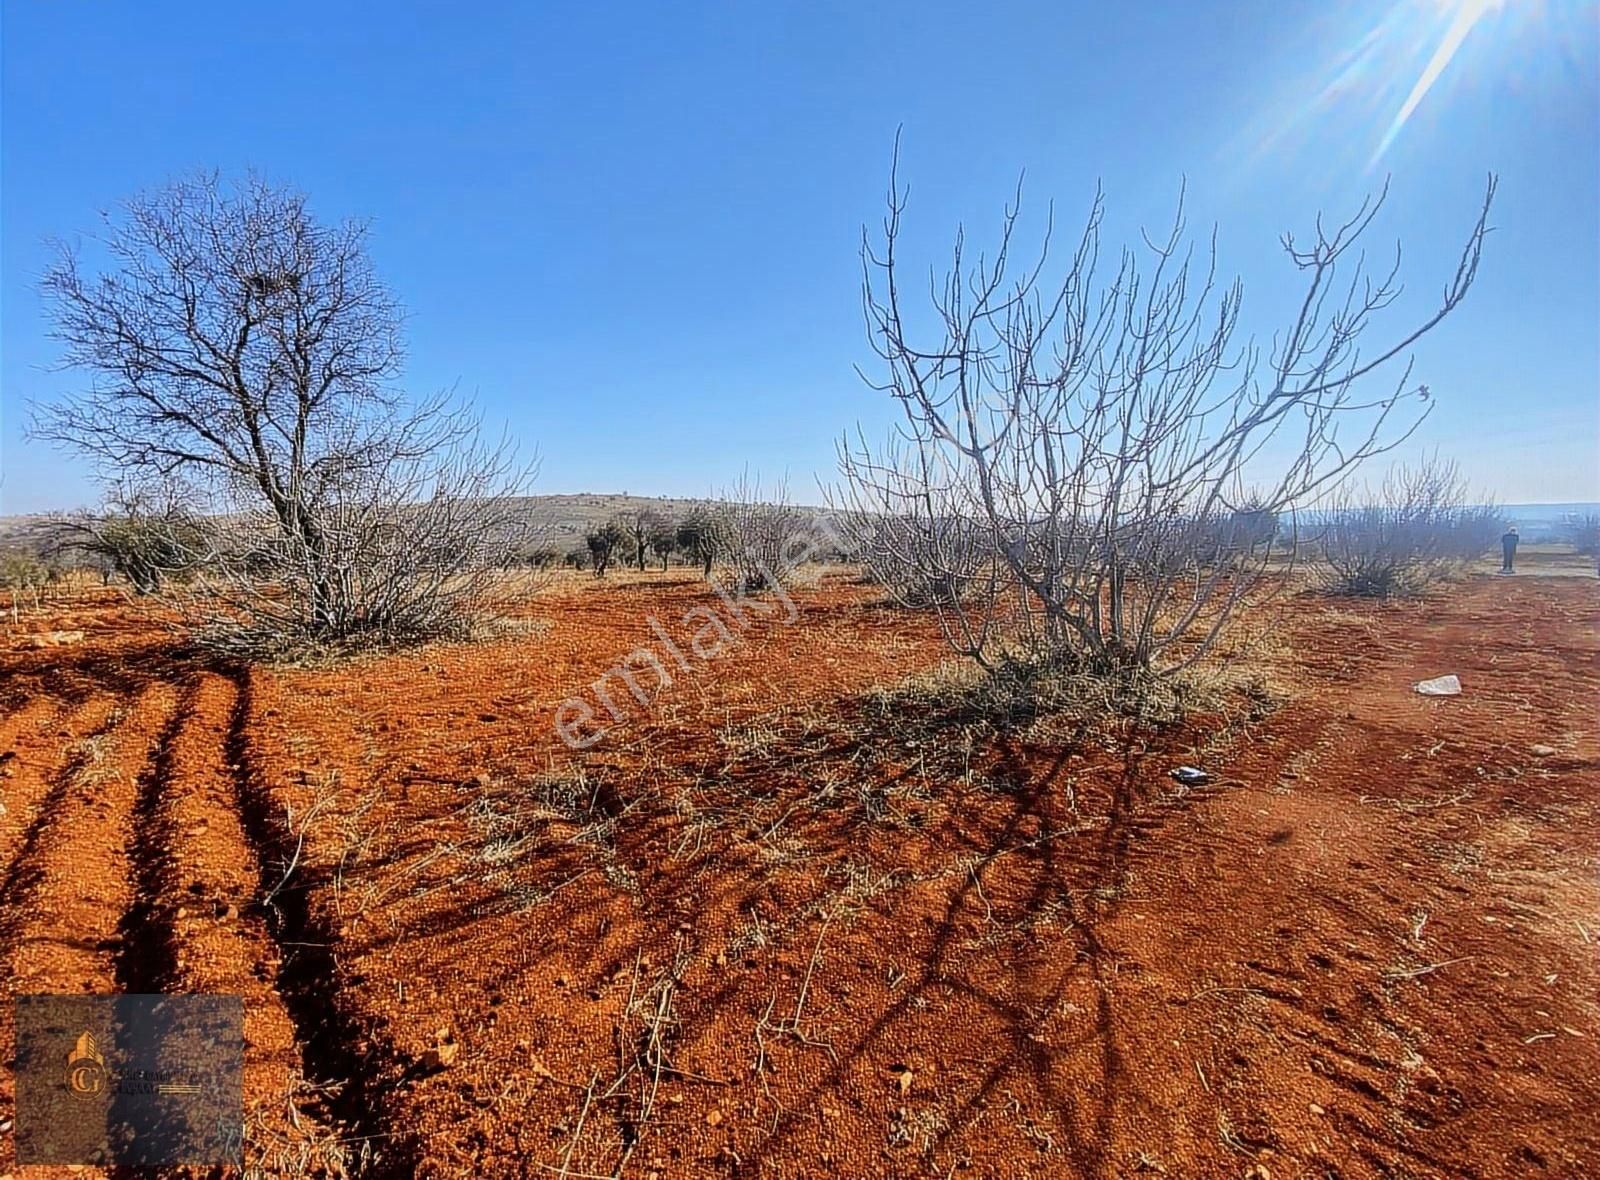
[3,0,1597,512]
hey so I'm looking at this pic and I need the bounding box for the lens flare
[1371,0,1509,164]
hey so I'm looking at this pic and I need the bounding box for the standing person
[1500,525,1520,573]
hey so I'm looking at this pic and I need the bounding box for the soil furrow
[223,667,419,1178]
[0,681,180,1178]
[113,677,199,993]
[0,695,118,890]
[138,670,347,1175]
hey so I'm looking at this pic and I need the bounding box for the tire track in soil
[223,667,421,1179]
[127,670,347,1176]
[0,682,179,1179]
[0,695,118,887]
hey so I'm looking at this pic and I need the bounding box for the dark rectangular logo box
[14,994,244,1166]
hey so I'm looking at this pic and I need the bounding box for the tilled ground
[0,573,1595,1179]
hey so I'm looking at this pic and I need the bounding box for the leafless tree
[718,471,810,591]
[1318,455,1500,597]
[29,172,534,652]
[840,141,1495,676]
[1570,513,1600,557]
[835,438,992,609]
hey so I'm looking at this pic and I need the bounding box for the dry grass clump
[868,639,1285,746]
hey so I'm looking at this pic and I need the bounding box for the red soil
[0,573,1595,1178]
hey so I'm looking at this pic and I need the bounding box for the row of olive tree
[578,478,819,589]
[580,508,725,577]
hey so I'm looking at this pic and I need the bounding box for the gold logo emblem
[66,1031,106,1098]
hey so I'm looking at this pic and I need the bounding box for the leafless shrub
[1570,513,1600,557]
[1318,455,1500,597]
[840,141,1494,683]
[29,171,535,656]
[718,471,810,591]
[836,447,993,608]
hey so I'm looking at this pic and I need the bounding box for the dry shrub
[1318,455,1501,599]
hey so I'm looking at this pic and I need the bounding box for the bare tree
[840,142,1495,676]
[835,441,992,609]
[29,172,533,652]
[1318,455,1500,597]
[718,472,809,591]
[1570,513,1600,557]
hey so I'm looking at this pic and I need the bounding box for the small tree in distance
[586,521,629,577]
[676,511,725,579]
[647,519,679,570]
[1319,455,1501,597]
[720,472,809,591]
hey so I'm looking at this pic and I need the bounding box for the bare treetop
[39,173,407,506]
[32,173,533,651]
[843,140,1496,674]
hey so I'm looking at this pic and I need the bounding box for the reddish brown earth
[0,573,1595,1179]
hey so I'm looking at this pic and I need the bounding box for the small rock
[421,1042,459,1071]
[705,1109,723,1127]
[1309,1102,1325,1116]
[1530,744,1557,757]
[30,630,86,649]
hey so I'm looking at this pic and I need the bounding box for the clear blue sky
[4,0,1597,513]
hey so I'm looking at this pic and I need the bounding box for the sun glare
[1251,0,1591,172]
[1371,0,1511,163]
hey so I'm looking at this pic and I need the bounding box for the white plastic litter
[1414,674,1462,696]
[1170,766,1210,785]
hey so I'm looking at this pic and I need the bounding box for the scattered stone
[1309,1102,1325,1116]
[1530,744,1557,757]
[705,1109,723,1127]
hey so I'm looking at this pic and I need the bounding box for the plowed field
[1,572,1595,1178]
